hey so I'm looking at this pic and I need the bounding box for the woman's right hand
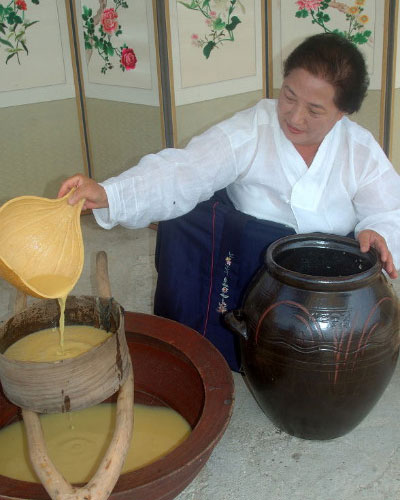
[57,174,109,211]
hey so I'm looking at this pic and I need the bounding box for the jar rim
[266,233,382,291]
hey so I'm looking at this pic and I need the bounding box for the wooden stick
[14,289,27,315]
[23,366,134,500]
[22,409,75,497]
[96,250,112,299]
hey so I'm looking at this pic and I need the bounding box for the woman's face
[277,68,344,148]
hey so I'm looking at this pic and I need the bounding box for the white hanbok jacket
[94,99,400,269]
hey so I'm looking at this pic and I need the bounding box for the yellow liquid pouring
[0,403,191,484]
[27,273,76,353]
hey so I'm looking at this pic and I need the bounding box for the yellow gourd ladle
[0,190,84,299]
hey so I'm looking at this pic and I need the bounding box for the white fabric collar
[274,115,343,212]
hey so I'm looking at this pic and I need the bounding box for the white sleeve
[92,124,239,229]
[353,150,400,270]
[92,104,264,230]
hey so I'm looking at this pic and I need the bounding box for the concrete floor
[1,214,400,500]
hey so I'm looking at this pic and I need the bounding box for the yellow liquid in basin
[4,325,112,362]
[2,325,191,483]
[0,403,191,483]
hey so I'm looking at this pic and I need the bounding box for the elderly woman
[59,33,400,369]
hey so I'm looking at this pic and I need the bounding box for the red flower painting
[120,47,137,70]
[83,0,137,74]
[15,0,27,10]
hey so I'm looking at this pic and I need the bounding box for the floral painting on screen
[179,0,245,59]
[294,0,372,45]
[82,0,137,74]
[0,0,40,65]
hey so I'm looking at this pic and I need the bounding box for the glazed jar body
[228,233,400,440]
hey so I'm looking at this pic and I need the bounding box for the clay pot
[0,304,234,499]
[225,233,400,440]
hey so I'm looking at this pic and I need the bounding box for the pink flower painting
[296,0,322,11]
[101,8,118,34]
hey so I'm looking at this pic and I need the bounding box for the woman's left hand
[357,229,398,279]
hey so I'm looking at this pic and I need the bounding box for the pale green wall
[0,98,164,205]
[351,90,382,143]
[86,99,163,181]
[392,88,400,173]
[0,99,84,204]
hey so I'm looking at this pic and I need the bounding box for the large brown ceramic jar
[225,233,400,440]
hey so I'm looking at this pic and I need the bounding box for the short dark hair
[283,33,369,114]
